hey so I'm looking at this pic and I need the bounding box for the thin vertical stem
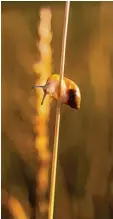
[48,2,70,219]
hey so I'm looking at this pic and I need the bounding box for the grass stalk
[48,2,70,219]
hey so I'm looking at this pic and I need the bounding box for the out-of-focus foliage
[34,8,52,218]
[1,2,113,219]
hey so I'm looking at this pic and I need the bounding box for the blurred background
[1,1,113,219]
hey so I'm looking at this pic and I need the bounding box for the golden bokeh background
[1,2,113,219]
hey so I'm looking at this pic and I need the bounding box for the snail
[32,74,81,110]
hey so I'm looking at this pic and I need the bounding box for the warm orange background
[1,2,113,219]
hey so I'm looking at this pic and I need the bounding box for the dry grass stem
[48,2,70,219]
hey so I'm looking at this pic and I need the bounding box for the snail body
[33,74,81,110]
